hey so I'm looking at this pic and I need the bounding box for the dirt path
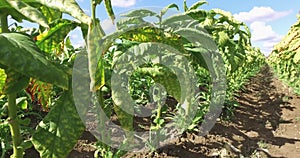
[205,66,300,158]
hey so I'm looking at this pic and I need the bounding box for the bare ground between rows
[13,65,300,158]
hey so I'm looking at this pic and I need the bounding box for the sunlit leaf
[0,68,7,95]
[16,97,28,110]
[121,9,157,18]
[39,5,62,23]
[36,19,79,54]
[33,0,91,24]
[183,0,188,12]
[294,51,300,63]
[6,0,49,28]
[188,0,208,11]
[87,20,105,91]
[161,3,179,17]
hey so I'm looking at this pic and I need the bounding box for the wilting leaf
[188,0,208,11]
[87,20,105,91]
[104,0,115,23]
[161,3,179,17]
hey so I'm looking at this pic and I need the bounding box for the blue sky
[71,0,300,56]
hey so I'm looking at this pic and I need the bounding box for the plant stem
[91,1,97,22]
[1,14,23,158]
[8,93,23,158]
[0,13,9,33]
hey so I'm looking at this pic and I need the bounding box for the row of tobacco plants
[0,0,266,157]
[268,17,300,95]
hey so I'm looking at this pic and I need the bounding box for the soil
[5,66,300,157]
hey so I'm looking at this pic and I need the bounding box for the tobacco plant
[268,18,300,95]
[0,0,268,157]
[0,0,115,157]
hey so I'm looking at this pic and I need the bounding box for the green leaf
[175,28,218,51]
[39,5,62,23]
[6,0,49,28]
[136,66,181,102]
[0,1,44,23]
[0,68,6,95]
[16,97,28,110]
[188,0,208,11]
[36,19,79,53]
[161,13,195,26]
[113,104,134,132]
[21,140,33,150]
[293,51,300,63]
[117,16,151,30]
[120,9,158,18]
[17,118,31,126]
[32,91,85,158]
[93,0,103,5]
[87,20,105,91]
[3,68,29,94]
[184,9,208,22]
[104,0,115,23]
[183,0,188,12]
[161,3,179,17]
[33,0,91,24]
[218,31,229,46]
[0,0,11,8]
[0,33,68,89]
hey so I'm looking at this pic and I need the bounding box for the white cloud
[101,19,116,35]
[250,21,278,41]
[69,28,85,48]
[250,21,283,56]
[234,6,292,23]
[111,0,136,8]
[234,7,290,56]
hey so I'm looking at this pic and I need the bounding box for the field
[72,66,300,157]
[0,0,299,158]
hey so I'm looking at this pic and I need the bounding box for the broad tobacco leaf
[39,6,62,23]
[36,19,79,54]
[34,0,91,25]
[0,0,36,23]
[0,33,68,89]
[32,90,85,158]
[3,68,30,94]
[6,0,49,28]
